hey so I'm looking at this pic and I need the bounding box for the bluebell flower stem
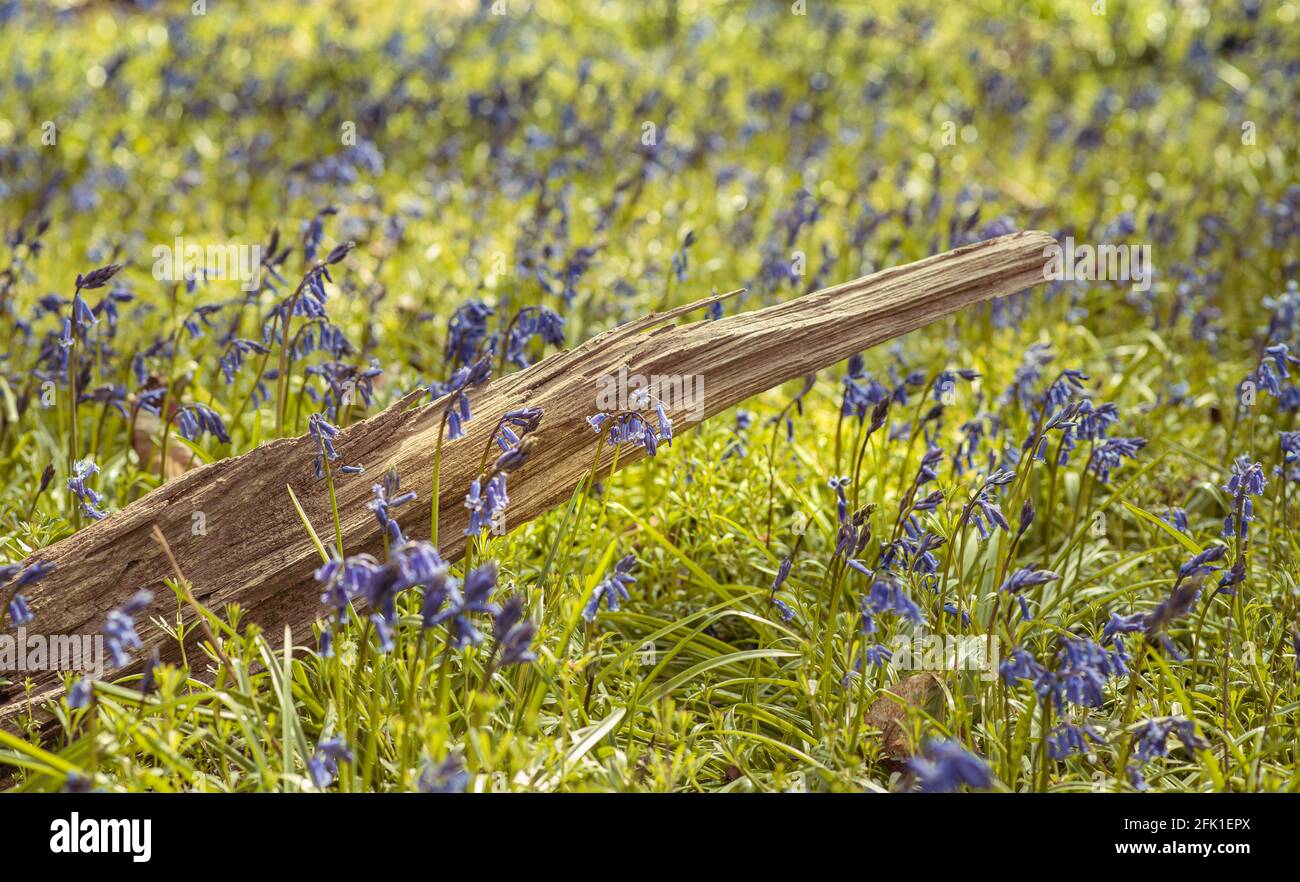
[322,455,344,558]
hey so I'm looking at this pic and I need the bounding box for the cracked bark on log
[0,230,1053,722]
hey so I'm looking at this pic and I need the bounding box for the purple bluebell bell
[1047,721,1105,759]
[464,473,509,537]
[769,558,796,621]
[176,403,231,444]
[1132,717,1210,762]
[1088,436,1147,483]
[444,301,495,368]
[933,369,979,403]
[219,338,269,384]
[504,306,565,368]
[1101,611,1146,646]
[491,594,537,668]
[67,677,92,709]
[308,413,340,477]
[7,593,33,628]
[2,560,52,629]
[1162,507,1190,533]
[587,407,670,456]
[864,577,923,625]
[584,554,637,621]
[998,568,1060,622]
[368,469,417,544]
[67,458,107,520]
[1053,636,1126,709]
[425,562,500,649]
[418,753,469,793]
[75,263,124,292]
[1177,545,1226,581]
[308,735,354,788]
[103,589,153,668]
[315,553,382,621]
[999,646,1049,691]
[1279,431,1300,483]
[1222,457,1266,540]
[432,356,492,441]
[907,739,993,792]
[862,643,892,667]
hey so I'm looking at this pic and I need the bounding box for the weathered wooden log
[1,231,1053,721]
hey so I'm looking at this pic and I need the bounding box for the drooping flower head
[308,735,354,788]
[584,554,637,621]
[103,589,154,668]
[907,739,993,793]
[67,458,108,520]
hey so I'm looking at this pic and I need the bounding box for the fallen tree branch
[1,230,1053,721]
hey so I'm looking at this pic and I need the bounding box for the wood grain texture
[1,230,1053,721]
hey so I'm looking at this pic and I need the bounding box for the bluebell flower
[1016,497,1036,538]
[1278,431,1300,483]
[464,473,509,537]
[1047,721,1105,759]
[933,369,979,403]
[997,568,1059,622]
[969,481,1011,540]
[6,593,34,628]
[308,735,354,788]
[368,469,417,544]
[1177,545,1226,581]
[418,753,469,793]
[425,562,500,649]
[67,458,108,520]
[907,739,993,792]
[491,594,537,668]
[1101,611,1146,646]
[864,577,923,625]
[942,603,970,626]
[913,489,943,512]
[308,413,340,477]
[1143,579,1201,654]
[1221,457,1266,540]
[176,402,231,444]
[67,677,92,709]
[75,263,124,292]
[588,408,670,456]
[1088,437,1147,483]
[999,646,1049,689]
[828,475,850,525]
[862,643,892,667]
[218,338,269,384]
[444,301,495,368]
[432,356,492,441]
[1162,507,1189,532]
[371,612,396,653]
[583,554,637,621]
[103,589,153,668]
[670,229,695,283]
[1132,717,1210,762]
[504,306,565,368]
[1246,343,1300,399]
[315,553,382,621]
[1053,636,1125,708]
